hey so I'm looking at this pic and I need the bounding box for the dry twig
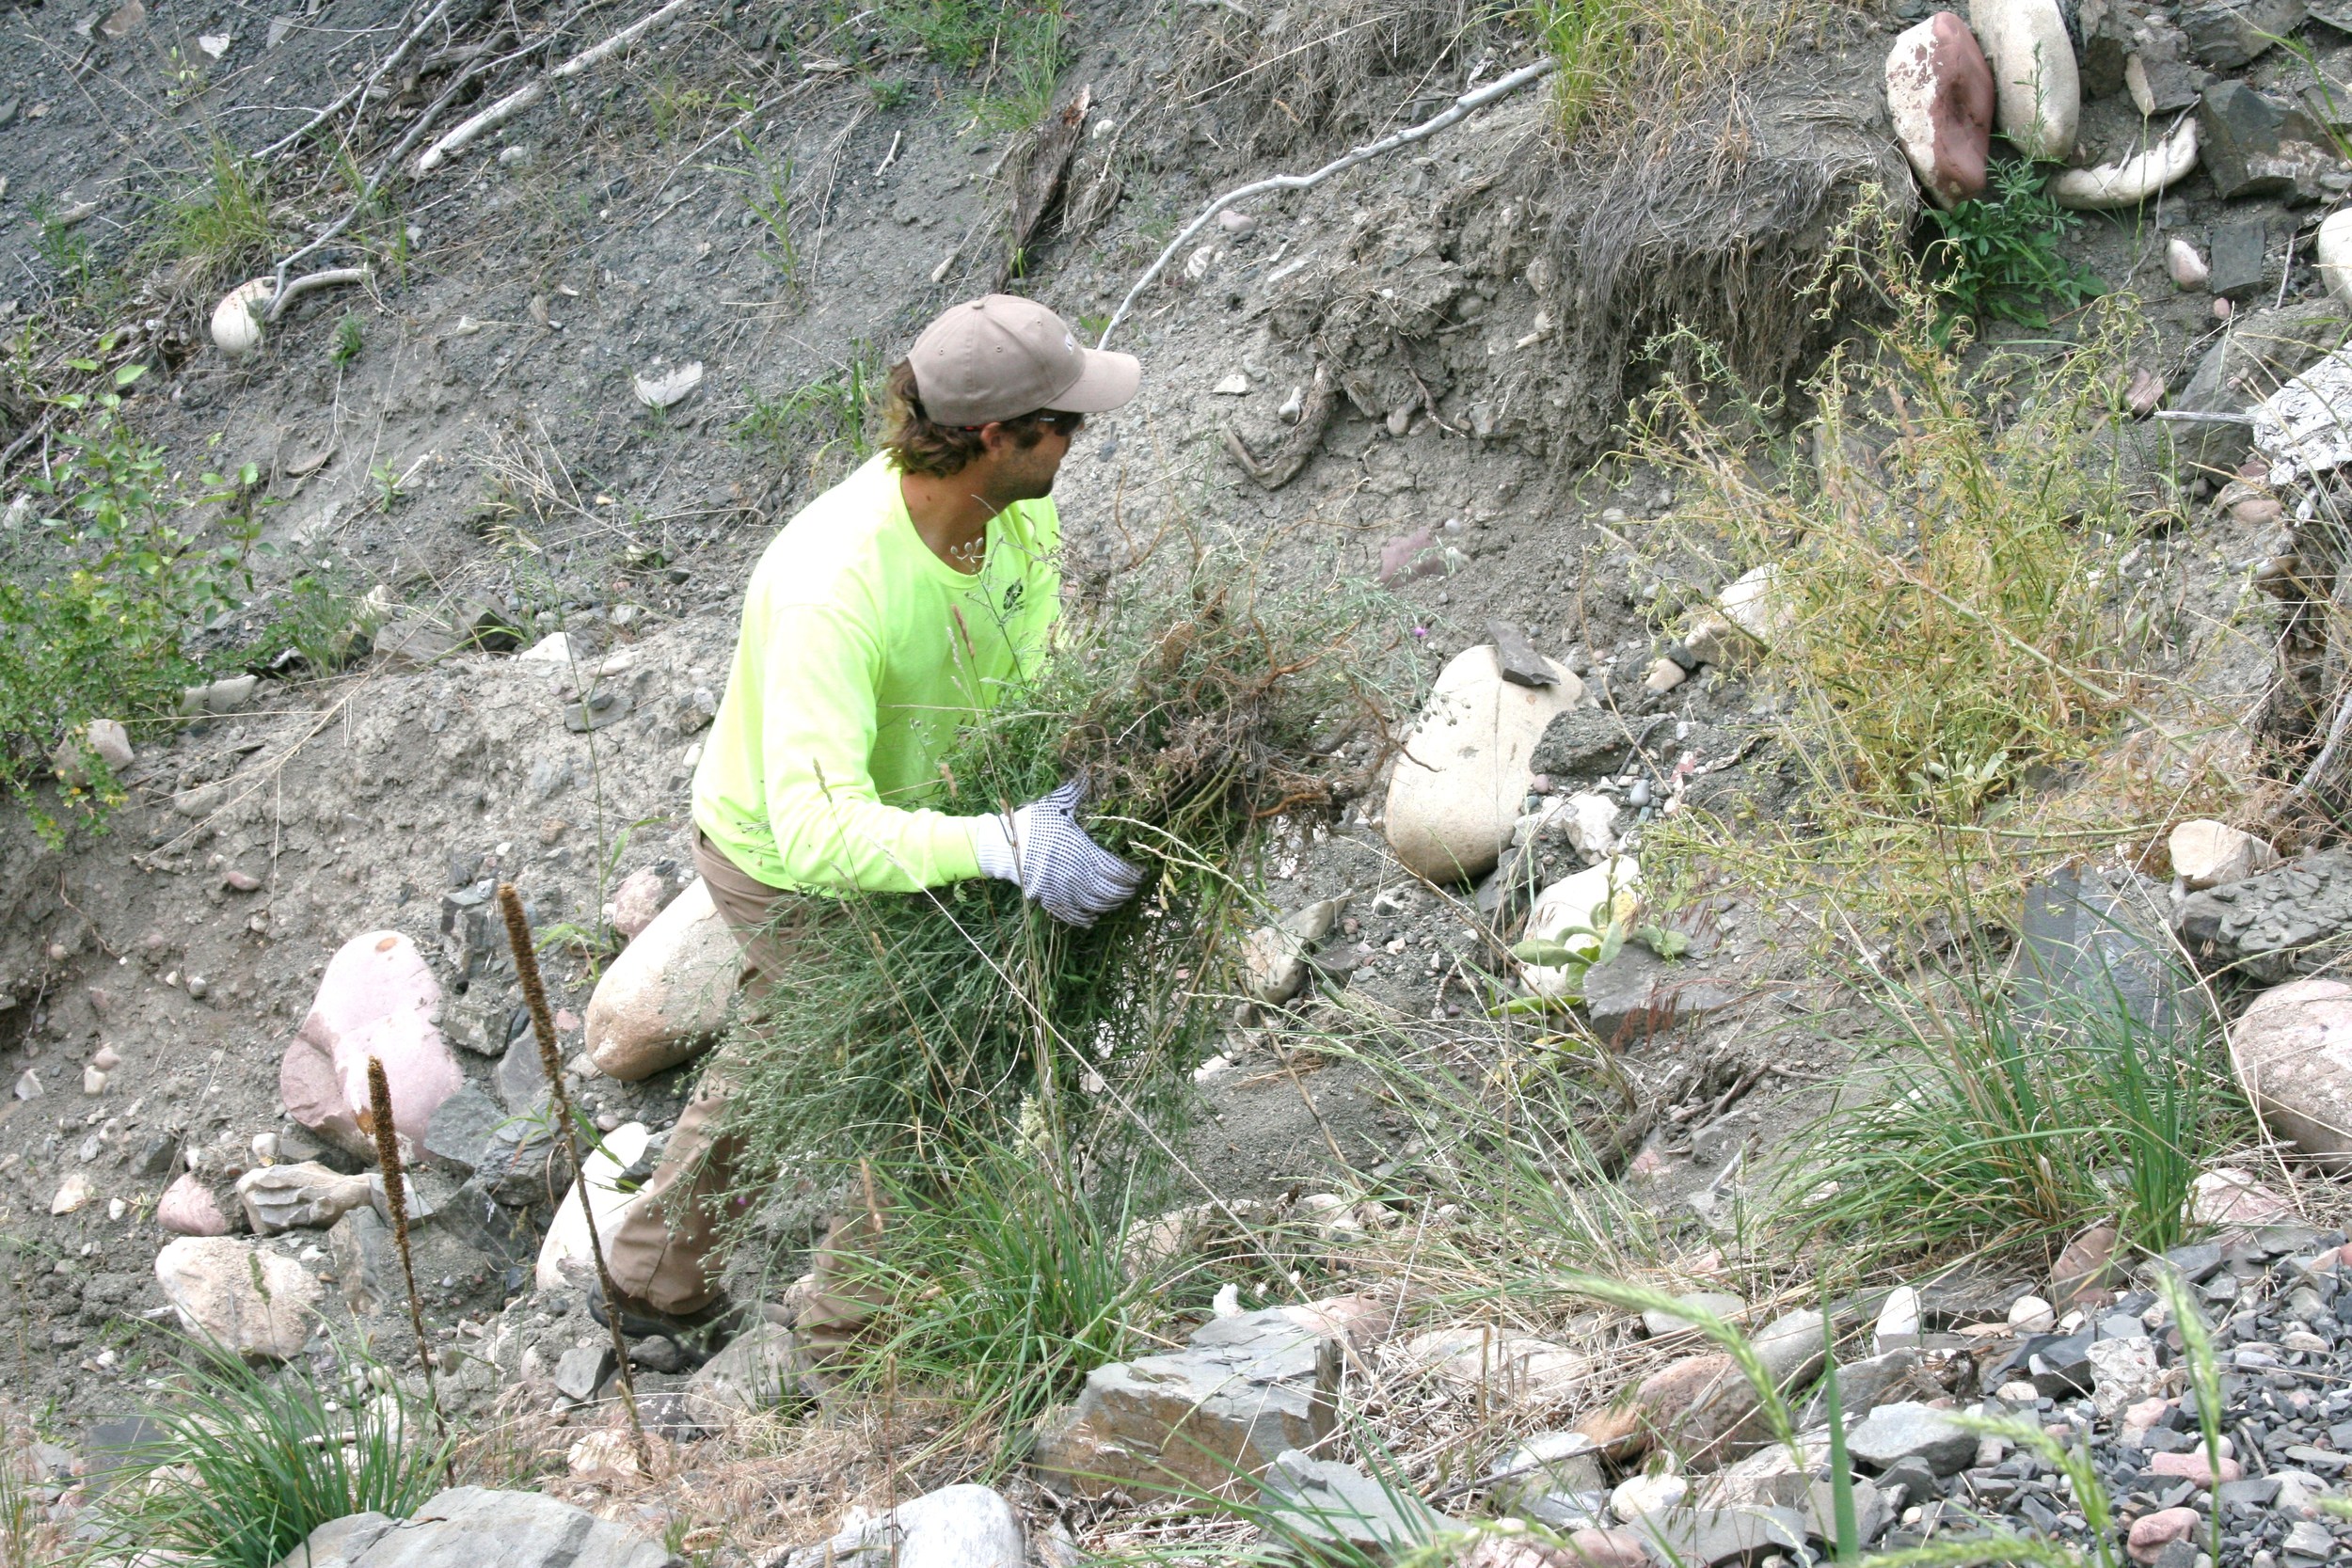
[1098,57,1554,346]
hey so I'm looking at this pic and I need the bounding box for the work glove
[967,776,1147,927]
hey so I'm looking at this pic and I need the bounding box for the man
[600,295,1145,1338]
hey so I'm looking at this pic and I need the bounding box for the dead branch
[1098,57,1555,347]
[415,0,696,173]
[252,0,453,161]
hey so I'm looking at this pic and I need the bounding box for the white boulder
[2228,979,2352,1169]
[1970,0,2079,161]
[155,1236,322,1360]
[585,878,740,1080]
[1240,898,1342,1006]
[2169,819,2278,890]
[2320,209,2352,308]
[211,277,272,356]
[535,1121,650,1291]
[1384,645,1585,883]
[2052,118,2197,210]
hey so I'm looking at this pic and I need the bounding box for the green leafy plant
[369,459,409,511]
[867,73,914,111]
[721,135,803,290]
[3,360,263,836]
[1924,159,2102,332]
[87,1345,451,1568]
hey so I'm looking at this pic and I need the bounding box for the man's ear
[975,421,1012,458]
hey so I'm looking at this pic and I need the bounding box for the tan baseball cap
[909,294,1140,426]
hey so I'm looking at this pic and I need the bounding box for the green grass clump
[1777,960,2248,1260]
[833,1133,1161,1447]
[739,347,882,483]
[878,0,1068,131]
[143,140,278,292]
[1925,159,2103,333]
[88,1348,450,1568]
[1521,0,1796,135]
[717,541,1414,1186]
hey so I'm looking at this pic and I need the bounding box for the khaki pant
[601,832,892,1341]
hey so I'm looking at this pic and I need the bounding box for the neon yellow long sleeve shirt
[690,451,1059,894]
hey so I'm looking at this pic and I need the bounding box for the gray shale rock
[2180,847,2352,984]
[2170,301,2350,470]
[274,1485,676,1568]
[1845,1401,1978,1477]
[1034,1306,1340,1497]
[1258,1449,1454,1553]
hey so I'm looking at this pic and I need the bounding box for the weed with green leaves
[1924,160,2102,333]
[3,359,264,837]
[1634,228,2225,942]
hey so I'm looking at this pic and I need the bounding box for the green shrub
[0,362,262,835]
[1924,159,2102,332]
[88,1346,450,1568]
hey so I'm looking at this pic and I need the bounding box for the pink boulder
[278,930,460,1162]
[608,867,670,942]
[157,1172,230,1237]
[2150,1449,2240,1487]
[1885,12,1995,208]
[2127,1506,2201,1564]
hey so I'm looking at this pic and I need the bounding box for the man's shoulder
[747,454,900,595]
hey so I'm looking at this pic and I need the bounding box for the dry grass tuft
[1630,227,2242,942]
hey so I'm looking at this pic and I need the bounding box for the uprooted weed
[1631,232,2239,943]
[715,535,1417,1200]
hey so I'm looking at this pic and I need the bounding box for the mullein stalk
[498,881,651,1471]
[365,1054,439,1416]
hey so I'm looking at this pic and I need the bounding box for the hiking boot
[587,1278,740,1364]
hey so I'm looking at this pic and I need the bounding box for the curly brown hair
[880,360,1053,478]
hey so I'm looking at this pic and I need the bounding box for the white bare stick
[254,0,452,161]
[264,267,372,322]
[1097,56,1555,348]
[415,0,695,172]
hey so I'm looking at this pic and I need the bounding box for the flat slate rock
[1846,1401,1979,1478]
[276,1485,676,1568]
[2180,847,2352,984]
[1486,620,1556,689]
